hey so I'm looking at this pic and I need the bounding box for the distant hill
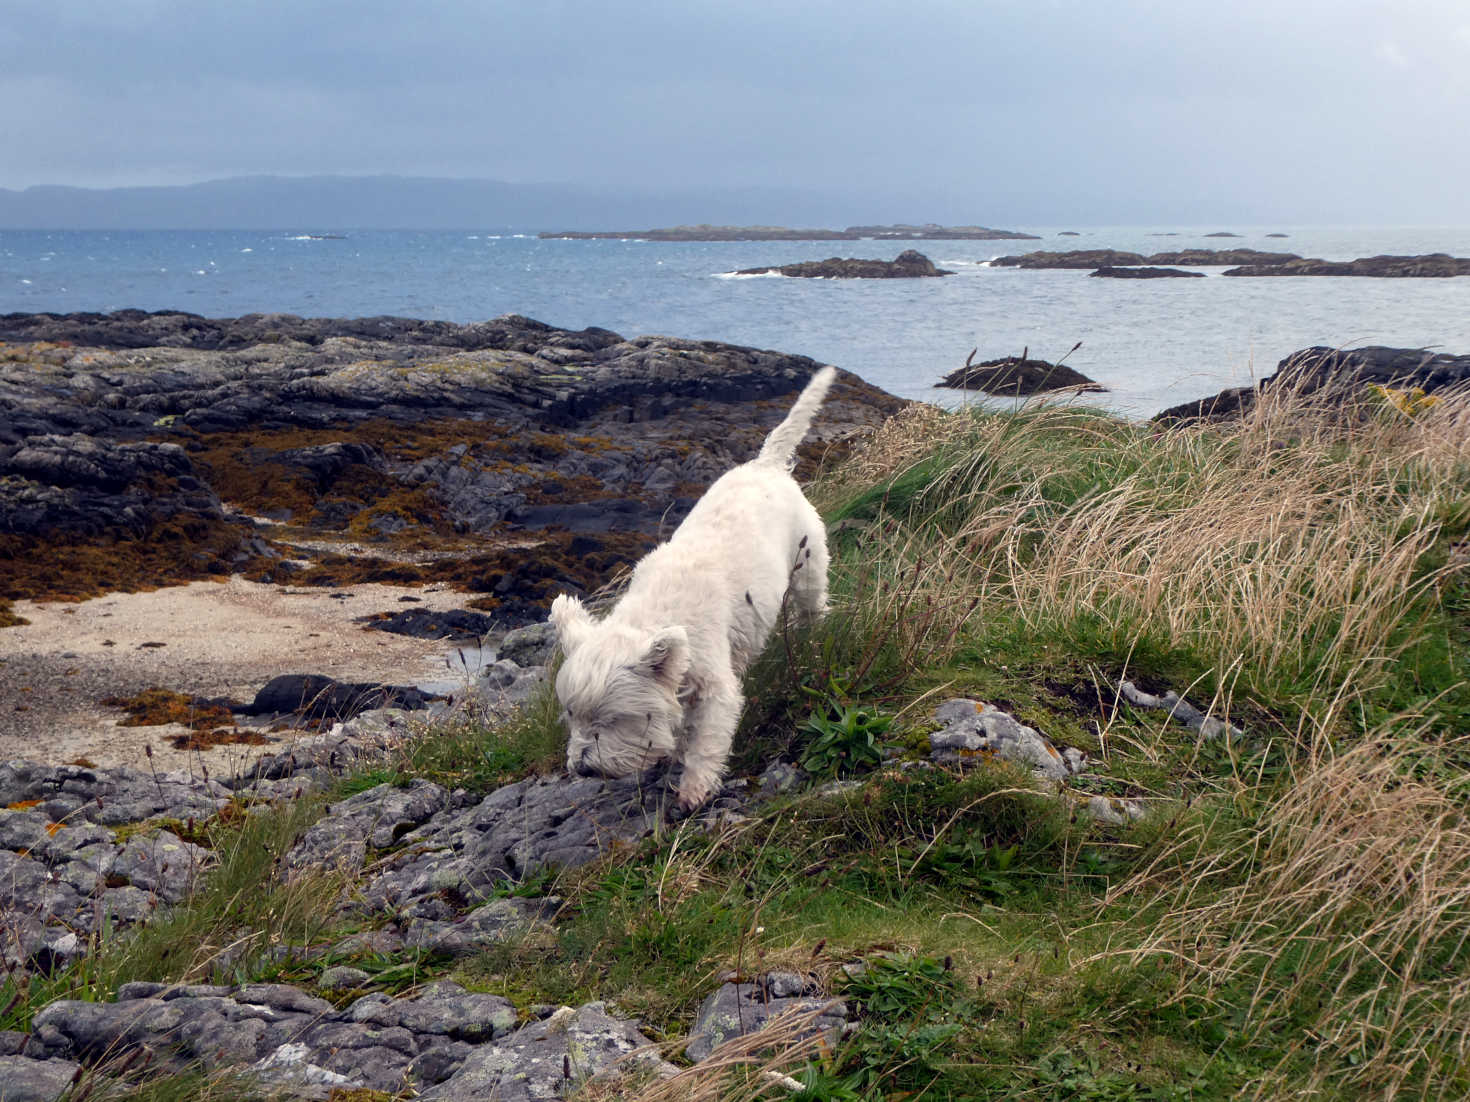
[0,175,931,232]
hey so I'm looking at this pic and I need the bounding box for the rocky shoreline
[0,310,902,771]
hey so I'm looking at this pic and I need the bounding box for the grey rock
[285,779,449,875]
[318,966,373,991]
[497,621,557,667]
[420,1002,674,1100]
[0,1054,82,1102]
[930,698,1078,782]
[1118,681,1243,741]
[685,978,847,1063]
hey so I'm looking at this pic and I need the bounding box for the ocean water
[3,226,1469,418]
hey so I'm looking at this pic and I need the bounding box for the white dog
[549,366,836,809]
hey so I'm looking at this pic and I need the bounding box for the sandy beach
[0,579,486,775]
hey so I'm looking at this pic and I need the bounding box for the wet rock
[361,607,497,641]
[237,674,439,720]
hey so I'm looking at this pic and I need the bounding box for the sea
[3,225,1469,418]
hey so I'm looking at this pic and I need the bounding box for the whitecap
[715,270,787,279]
[240,247,253,253]
[19,278,31,284]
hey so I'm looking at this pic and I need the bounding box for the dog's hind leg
[789,530,830,621]
[675,676,743,810]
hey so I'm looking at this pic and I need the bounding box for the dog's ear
[549,594,594,655]
[637,626,690,689]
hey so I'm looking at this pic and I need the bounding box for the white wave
[19,278,31,284]
[714,270,786,279]
[240,247,253,253]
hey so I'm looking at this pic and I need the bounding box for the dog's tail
[755,366,838,470]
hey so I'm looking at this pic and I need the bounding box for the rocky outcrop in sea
[936,348,1104,395]
[1221,253,1470,277]
[1089,266,1204,279]
[1155,345,1470,424]
[990,248,1299,269]
[734,249,953,279]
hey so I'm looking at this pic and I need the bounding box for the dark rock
[937,350,1104,395]
[1090,266,1205,279]
[734,250,953,278]
[991,249,1147,269]
[992,248,1298,269]
[360,608,497,641]
[1154,345,1470,424]
[1222,253,1470,277]
[237,673,439,720]
[1205,232,1242,237]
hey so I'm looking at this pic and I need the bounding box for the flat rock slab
[419,1002,675,1101]
[0,1054,82,1102]
[346,770,686,915]
[685,972,847,1063]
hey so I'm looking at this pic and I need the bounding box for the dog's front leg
[676,677,742,810]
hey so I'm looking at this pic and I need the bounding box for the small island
[1090,266,1205,279]
[936,348,1104,395]
[1222,253,1470,277]
[540,223,1038,241]
[734,249,953,279]
[992,248,1300,269]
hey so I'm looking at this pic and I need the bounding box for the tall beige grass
[1108,731,1470,1098]
[822,382,1470,740]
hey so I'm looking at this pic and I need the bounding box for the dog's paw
[676,778,712,813]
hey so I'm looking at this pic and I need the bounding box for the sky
[4,0,1469,224]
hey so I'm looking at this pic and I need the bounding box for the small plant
[800,703,891,778]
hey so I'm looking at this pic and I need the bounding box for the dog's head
[549,595,690,779]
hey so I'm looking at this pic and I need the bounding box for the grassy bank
[10,384,1469,1100]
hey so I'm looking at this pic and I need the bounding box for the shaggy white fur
[550,366,836,808]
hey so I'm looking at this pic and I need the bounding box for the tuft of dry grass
[591,1006,839,1102]
[1106,731,1470,1098]
[821,381,1470,741]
